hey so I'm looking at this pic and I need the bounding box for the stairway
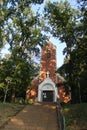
[0,102,59,130]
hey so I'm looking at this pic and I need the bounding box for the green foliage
[0,54,39,101]
[62,103,87,130]
[44,0,79,46]
[0,83,4,89]
[44,0,87,103]
[0,0,45,102]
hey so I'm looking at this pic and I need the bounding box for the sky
[33,0,77,68]
[1,0,77,68]
[50,37,66,68]
[34,0,77,68]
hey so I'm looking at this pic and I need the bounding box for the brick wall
[39,42,56,83]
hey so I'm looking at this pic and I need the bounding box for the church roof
[56,73,66,82]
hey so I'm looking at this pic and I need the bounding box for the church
[26,40,70,103]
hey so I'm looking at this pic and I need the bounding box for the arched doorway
[38,78,58,102]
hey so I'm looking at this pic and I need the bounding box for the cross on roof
[46,71,50,78]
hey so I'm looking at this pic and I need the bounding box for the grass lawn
[62,103,87,130]
[0,102,24,127]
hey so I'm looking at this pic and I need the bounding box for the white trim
[38,77,58,102]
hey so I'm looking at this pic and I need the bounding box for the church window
[47,49,51,59]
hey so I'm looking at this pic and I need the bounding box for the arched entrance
[38,77,58,102]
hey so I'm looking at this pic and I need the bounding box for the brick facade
[39,42,56,83]
[26,41,71,103]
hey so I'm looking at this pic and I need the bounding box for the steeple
[40,40,56,83]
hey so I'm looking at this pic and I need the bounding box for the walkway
[0,102,59,130]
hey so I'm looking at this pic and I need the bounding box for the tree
[3,76,12,103]
[0,0,45,102]
[76,0,87,102]
[44,0,87,103]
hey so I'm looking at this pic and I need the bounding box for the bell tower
[38,41,58,102]
[39,41,57,83]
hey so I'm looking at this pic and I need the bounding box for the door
[43,91,53,102]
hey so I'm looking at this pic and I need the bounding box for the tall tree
[44,0,78,103]
[0,0,45,102]
[76,0,87,102]
[44,0,87,103]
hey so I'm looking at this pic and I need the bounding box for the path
[0,102,59,130]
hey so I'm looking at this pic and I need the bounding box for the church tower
[38,41,58,102]
[39,41,57,83]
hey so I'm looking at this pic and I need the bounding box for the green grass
[62,103,87,130]
[0,102,24,127]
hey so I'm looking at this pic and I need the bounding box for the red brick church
[26,40,70,103]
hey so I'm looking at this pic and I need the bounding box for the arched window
[47,49,51,59]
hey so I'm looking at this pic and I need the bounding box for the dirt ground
[0,102,59,130]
